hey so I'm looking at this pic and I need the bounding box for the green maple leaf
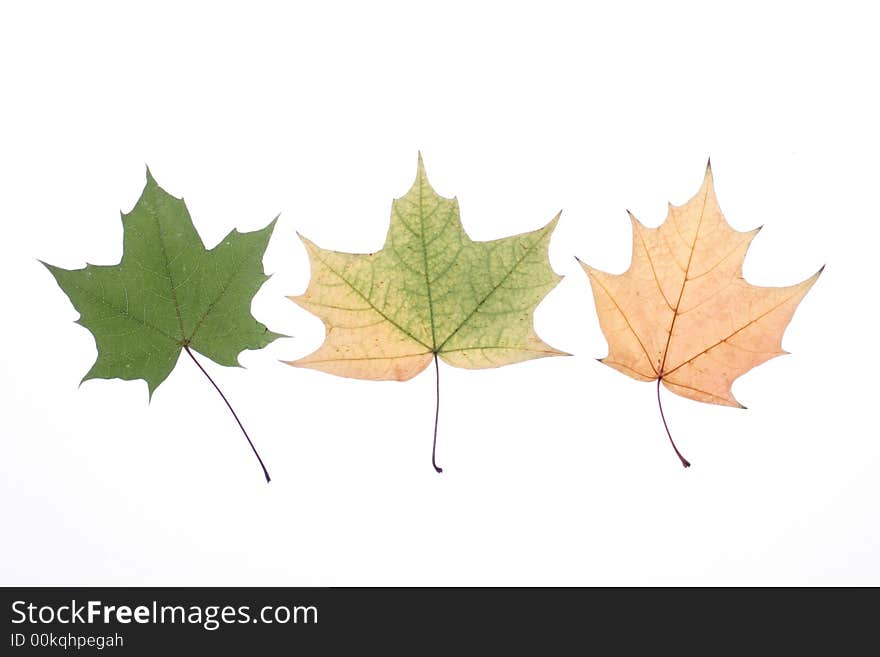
[44,169,282,481]
[287,154,568,472]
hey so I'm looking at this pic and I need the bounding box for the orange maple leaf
[578,162,822,467]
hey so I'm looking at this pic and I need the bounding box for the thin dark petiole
[184,345,271,483]
[657,378,691,468]
[432,353,443,473]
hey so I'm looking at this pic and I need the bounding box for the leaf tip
[545,211,562,231]
[576,257,593,274]
[295,231,314,249]
[702,160,715,187]
[803,265,825,288]
[626,209,644,228]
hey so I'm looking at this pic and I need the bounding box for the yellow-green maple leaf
[287,155,567,381]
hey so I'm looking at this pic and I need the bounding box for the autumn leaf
[287,154,567,472]
[44,169,282,482]
[578,162,822,467]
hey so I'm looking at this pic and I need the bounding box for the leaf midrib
[417,175,439,351]
[658,184,710,377]
[149,204,187,341]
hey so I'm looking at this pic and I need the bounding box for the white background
[1,1,877,586]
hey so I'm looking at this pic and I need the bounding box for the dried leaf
[579,163,821,465]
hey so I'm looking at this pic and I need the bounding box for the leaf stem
[184,345,271,483]
[432,353,443,474]
[656,378,691,469]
